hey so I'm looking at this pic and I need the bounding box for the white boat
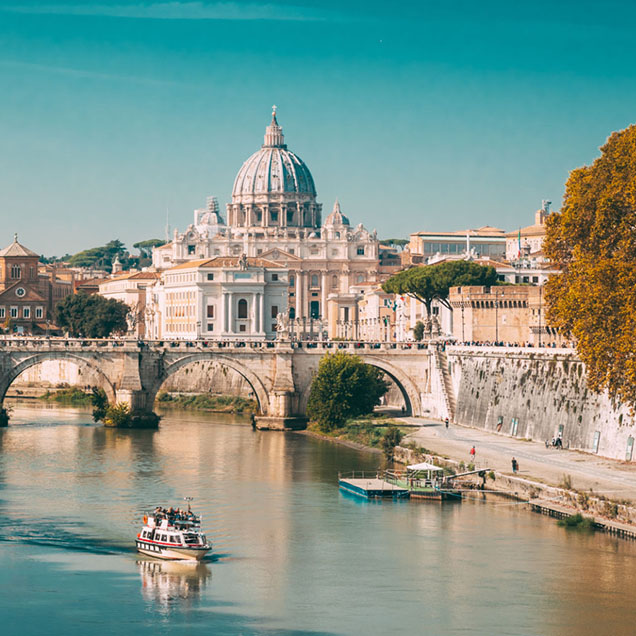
[136,499,211,561]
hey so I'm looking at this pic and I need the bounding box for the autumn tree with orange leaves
[544,124,636,406]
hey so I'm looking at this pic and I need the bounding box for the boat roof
[407,462,444,472]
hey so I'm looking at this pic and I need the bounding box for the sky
[2,1,636,256]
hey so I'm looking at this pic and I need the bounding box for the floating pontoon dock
[339,472,409,499]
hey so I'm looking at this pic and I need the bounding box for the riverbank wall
[393,444,636,535]
[446,347,635,462]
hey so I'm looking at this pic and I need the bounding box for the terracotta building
[0,235,71,334]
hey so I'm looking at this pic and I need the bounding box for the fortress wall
[447,347,636,462]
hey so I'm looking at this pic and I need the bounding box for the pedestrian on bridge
[470,445,476,462]
[512,457,519,474]
[445,417,449,429]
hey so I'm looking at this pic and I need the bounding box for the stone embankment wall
[447,347,636,462]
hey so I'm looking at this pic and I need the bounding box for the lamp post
[495,297,499,344]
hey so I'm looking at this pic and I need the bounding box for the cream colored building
[98,271,161,338]
[145,256,288,340]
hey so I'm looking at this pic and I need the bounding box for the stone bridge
[0,338,448,429]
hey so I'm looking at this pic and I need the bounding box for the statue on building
[239,253,248,271]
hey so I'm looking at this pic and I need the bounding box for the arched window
[289,306,296,319]
[10,265,21,279]
[356,274,364,283]
[238,299,248,319]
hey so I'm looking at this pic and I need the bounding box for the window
[10,307,18,318]
[23,307,30,318]
[271,305,279,318]
[10,265,21,279]
[289,307,296,319]
[207,305,214,318]
[270,211,278,223]
[289,248,294,255]
[289,275,295,286]
[356,246,364,255]
[257,249,262,255]
[238,299,248,319]
[256,211,263,222]
[272,273,278,281]
[311,274,319,288]
[310,301,320,319]
[207,273,214,281]
[0,307,4,318]
[239,324,246,332]
[287,210,294,224]
[207,323,214,331]
[188,245,195,254]
[332,275,338,288]
[356,274,364,283]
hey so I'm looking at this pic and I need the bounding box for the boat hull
[136,539,210,561]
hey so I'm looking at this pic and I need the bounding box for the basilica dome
[231,109,316,201]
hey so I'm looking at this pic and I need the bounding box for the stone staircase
[434,346,456,422]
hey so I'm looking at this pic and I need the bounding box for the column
[259,292,264,334]
[223,293,228,333]
[227,293,233,334]
[321,271,327,320]
[296,272,304,319]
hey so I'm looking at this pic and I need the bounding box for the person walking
[469,445,476,463]
[444,417,449,429]
[512,457,518,474]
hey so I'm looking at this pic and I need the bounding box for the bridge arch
[148,353,270,415]
[298,355,420,417]
[0,352,117,405]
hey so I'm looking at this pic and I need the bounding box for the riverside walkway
[401,417,636,503]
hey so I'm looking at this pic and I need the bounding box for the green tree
[381,426,404,461]
[307,352,389,431]
[56,292,129,337]
[413,320,425,341]
[91,387,109,423]
[544,124,636,407]
[68,240,127,270]
[382,260,499,317]
[133,239,166,259]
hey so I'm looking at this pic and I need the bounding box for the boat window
[162,534,168,542]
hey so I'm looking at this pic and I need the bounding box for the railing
[0,336,436,353]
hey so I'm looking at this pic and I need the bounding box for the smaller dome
[324,200,350,227]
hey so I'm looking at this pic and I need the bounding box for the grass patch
[39,387,92,405]
[155,392,257,414]
[308,417,405,451]
[557,513,595,531]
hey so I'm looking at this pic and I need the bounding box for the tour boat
[136,499,211,561]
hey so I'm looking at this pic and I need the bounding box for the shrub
[559,474,573,490]
[91,387,109,423]
[557,513,594,530]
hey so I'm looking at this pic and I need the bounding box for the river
[1,401,635,635]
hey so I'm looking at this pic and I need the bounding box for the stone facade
[151,110,381,330]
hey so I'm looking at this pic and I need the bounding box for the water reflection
[137,559,211,613]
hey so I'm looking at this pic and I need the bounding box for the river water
[1,402,635,635]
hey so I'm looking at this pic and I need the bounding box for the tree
[413,320,425,341]
[382,260,499,317]
[68,239,128,270]
[56,292,129,337]
[544,124,636,407]
[381,426,404,461]
[133,239,166,259]
[307,352,389,431]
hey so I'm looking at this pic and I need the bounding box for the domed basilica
[152,108,381,329]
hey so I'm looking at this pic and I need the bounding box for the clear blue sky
[1,1,636,256]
